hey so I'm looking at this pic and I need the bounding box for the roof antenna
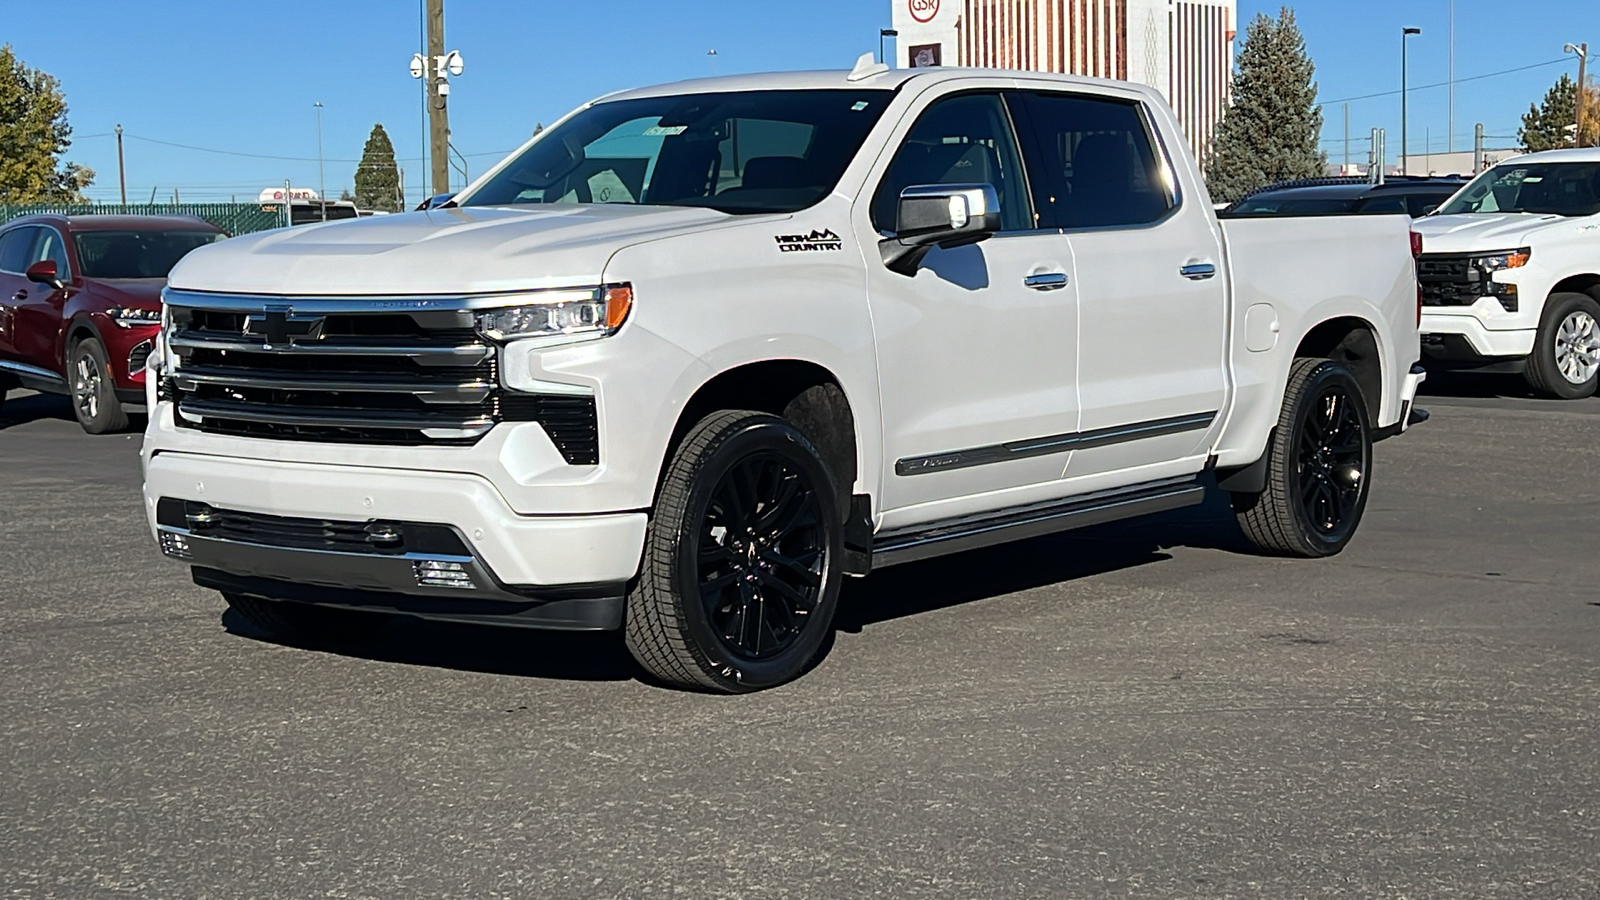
[848,51,889,82]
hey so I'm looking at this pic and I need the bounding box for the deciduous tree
[0,44,94,203]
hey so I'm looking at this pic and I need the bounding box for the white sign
[257,187,320,202]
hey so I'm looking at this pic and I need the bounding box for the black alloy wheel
[695,451,827,662]
[1232,358,1372,558]
[625,410,844,693]
[1294,380,1367,541]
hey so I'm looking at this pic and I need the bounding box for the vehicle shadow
[837,483,1247,631]
[231,483,1248,684]
[1417,369,1543,400]
[0,391,75,429]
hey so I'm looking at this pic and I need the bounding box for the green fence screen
[0,203,283,235]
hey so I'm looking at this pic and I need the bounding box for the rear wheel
[223,592,388,645]
[624,410,844,693]
[68,337,130,434]
[1232,358,1373,557]
[1524,292,1600,399]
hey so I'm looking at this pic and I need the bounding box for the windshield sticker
[851,101,870,111]
[643,125,688,136]
[776,230,844,253]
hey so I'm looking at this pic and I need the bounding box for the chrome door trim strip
[895,411,1217,477]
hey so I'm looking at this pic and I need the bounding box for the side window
[1011,92,1174,230]
[32,228,71,280]
[871,92,1032,234]
[0,227,38,274]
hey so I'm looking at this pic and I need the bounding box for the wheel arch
[1293,316,1382,428]
[1549,273,1600,304]
[663,359,862,512]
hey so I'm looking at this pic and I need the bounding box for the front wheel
[1523,292,1600,400]
[624,410,844,693]
[1232,358,1373,558]
[68,338,130,434]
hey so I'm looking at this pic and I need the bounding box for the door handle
[1180,263,1217,281]
[1024,272,1070,291]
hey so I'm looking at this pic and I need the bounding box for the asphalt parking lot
[2,377,1598,899]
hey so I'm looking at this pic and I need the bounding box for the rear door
[0,226,41,364]
[1009,88,1228,481]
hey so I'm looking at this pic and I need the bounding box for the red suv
[0,215,225,432]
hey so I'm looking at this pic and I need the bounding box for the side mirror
[417,192,456,211]
[880,183,1002,276]
[25,260,63,290]
[1422,204,1441,215]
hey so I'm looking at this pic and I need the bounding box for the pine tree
[0,44,94,203]
[1204,8,1326,204]
[353,123,401,212]
[1520,74,1600,151]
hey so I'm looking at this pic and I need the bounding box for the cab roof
[599,66,1165,104]
[2,214,224,233]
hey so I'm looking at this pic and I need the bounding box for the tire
[1523,292,1600,400]
[625,410,845,693]
[68,337,130,434]
[223,592,388,645]
[1231,358,1373,558]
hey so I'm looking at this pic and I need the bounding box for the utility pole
[1474,123,1484,173]
[115,124,127,205]
[1448,0,1455,152]
[1566,43,1590,147]
[1402,27,1421,176]
[314,102,326,221]
[1343,104,1350,172]
[427,0,449,196]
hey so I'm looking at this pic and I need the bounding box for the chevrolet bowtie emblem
[244,305,325,349]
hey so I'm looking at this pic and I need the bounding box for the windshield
[73,230,224,279]
[1229,196,1361,216]
[461,89,895,215]
[1437,162,1600,217]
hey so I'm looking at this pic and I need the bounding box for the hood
[1413,212,1566,254]
[84,278,166,308]
[168,204,771,296]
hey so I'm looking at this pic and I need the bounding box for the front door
[1009,88,1228,481]
[12,226,73,372]
[859,90,1081,523]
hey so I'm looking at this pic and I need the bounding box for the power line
[1322,57,1570,106]
[116,132,512,163]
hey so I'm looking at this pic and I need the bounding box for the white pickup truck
[143,63,1424,692]
[1415,148,1600,398]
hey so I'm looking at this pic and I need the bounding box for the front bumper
[144,451,647,630]
[1420,311,1535,363]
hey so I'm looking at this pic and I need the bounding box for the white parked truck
[143,63,1425,692]
[1414,148,1600,398]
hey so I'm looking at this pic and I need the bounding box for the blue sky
[5,1,1596,204]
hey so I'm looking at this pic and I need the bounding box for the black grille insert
[156,498,470,557]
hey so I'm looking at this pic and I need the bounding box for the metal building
[892,0,1237,156]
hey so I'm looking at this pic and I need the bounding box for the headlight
[474,284,633,344]
[109,306,162,328]
[1471,248,1531,272]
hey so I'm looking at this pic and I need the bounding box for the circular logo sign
[909,0,940,24]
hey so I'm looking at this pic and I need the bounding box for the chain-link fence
[0,203,282,235]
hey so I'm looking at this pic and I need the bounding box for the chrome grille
[162,292,603,460]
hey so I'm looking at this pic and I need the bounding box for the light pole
[880,29,898,65]
[707,49,718,75]
[1401,27,1421,175]
[314,102,326,221]
[1565,42,1589,147]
